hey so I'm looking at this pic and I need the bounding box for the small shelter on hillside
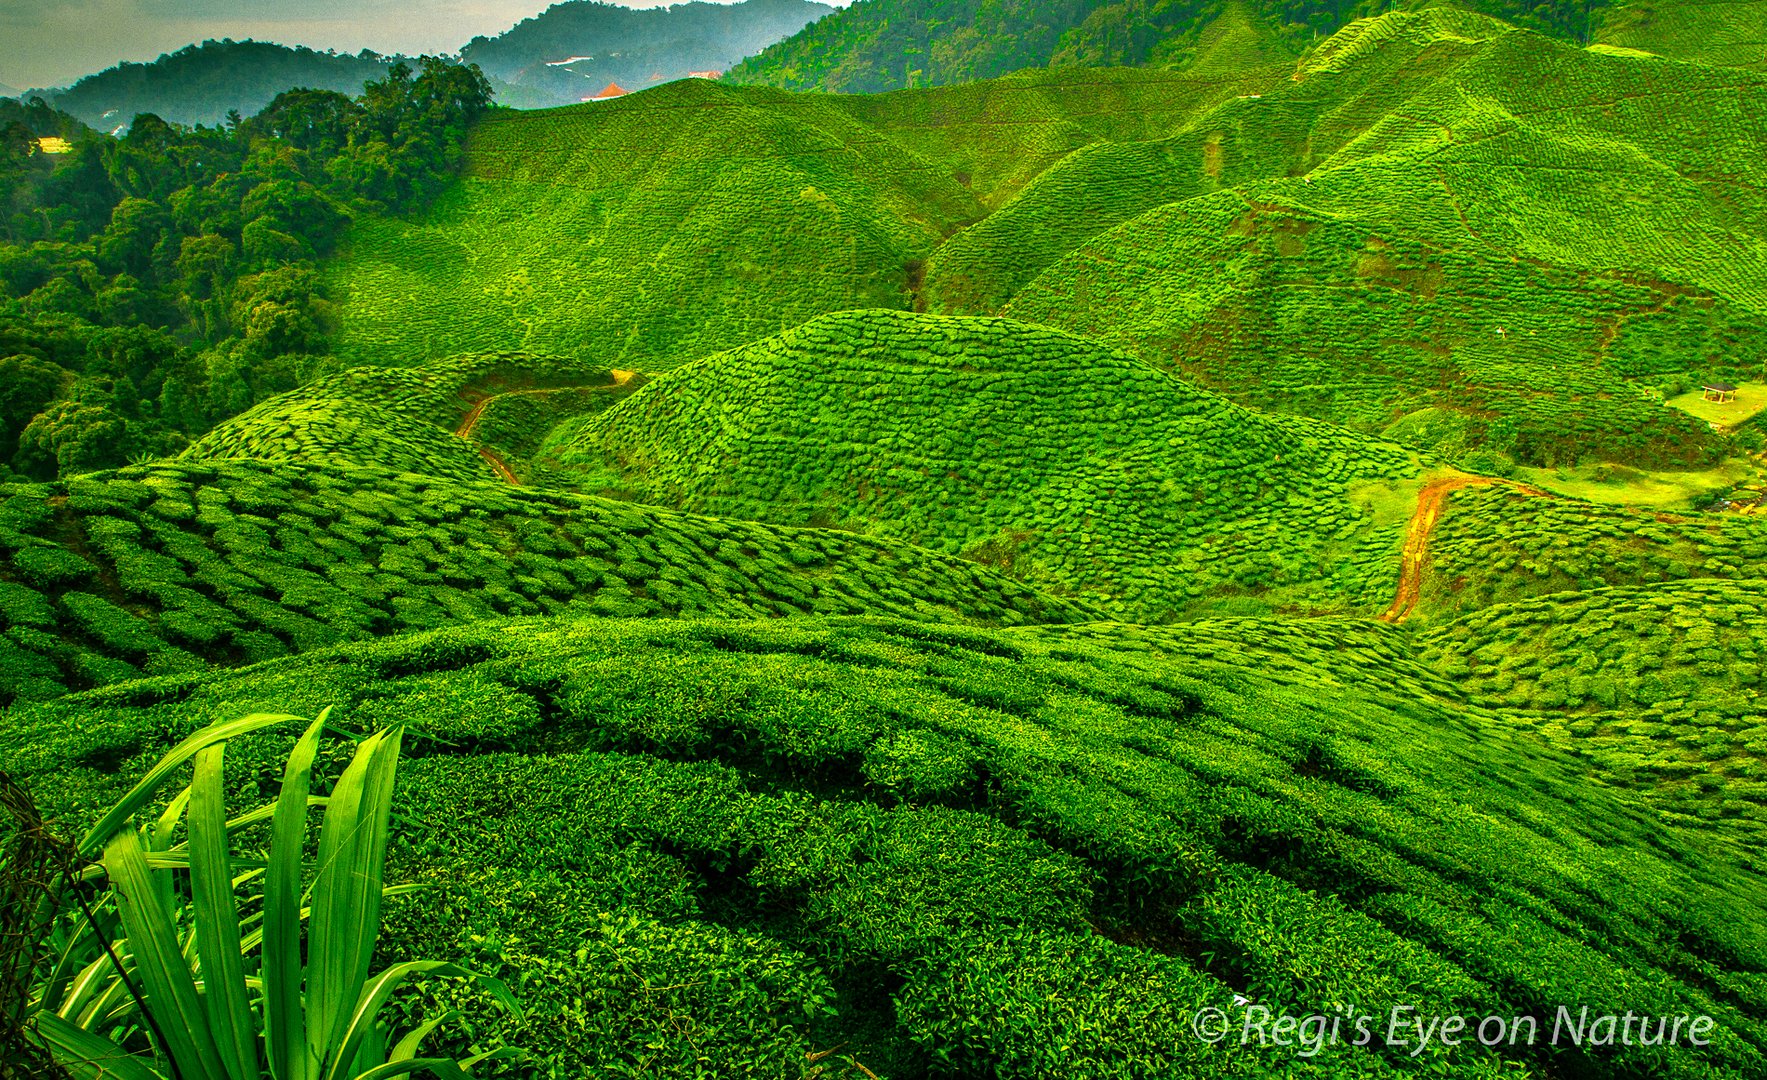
[1703,381,1738,403]
[688,70,723,79]
[584,82,629,102]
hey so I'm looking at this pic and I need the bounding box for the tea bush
[5,614,1764,1078]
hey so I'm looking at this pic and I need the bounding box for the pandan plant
[28,709,519,1080]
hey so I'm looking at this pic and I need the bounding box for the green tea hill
[327,11,1766,469]
[0,461,1090,706]
[544,309,1422,620]
[324,65,1271,371]
[1421,578,1767,838]
[4,613,1764,1077]
[984,10,1767,466]
[1592,0,1767,70]
[723,0,1756,95]
[1416,481,1767,617]
[327,77,982,370]
[178,351,636,482]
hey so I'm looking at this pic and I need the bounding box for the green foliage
[27,712,518,1080]
[724,0,1644,95]
[986,11,1766,465]
[1418,483,1767,615]
[0,57,493,480]
[1421,579,1767,836]
[6,614,1765,1077]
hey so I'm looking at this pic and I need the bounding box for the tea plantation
[1420,579,1767,838]
[6,613,1767,1078]
[997,10,1767,465]
[0,461,1089,705]
[1416,483,1767,617]
[11,7,1767,1079]
[546,309,1422,620]
[323,10,1767,470]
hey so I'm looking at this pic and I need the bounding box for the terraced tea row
[0,461,1090,705]
[1421,579,1767,839]
[6,613,1764,1078]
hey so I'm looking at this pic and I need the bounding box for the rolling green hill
[1420,579,1767,836]
[326,11,1765,468]
[980,10,1767,465]
[326,77,981,369]
[324,67,1262,370]
[543,309,1422,620]
[1415,481,1767,617]
[1593,0,1767,70]
[5,612,1766,1077]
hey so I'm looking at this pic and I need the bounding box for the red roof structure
[586,82,628,101]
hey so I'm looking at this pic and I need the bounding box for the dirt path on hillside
[453,374,639,485]
[1379,475,1502,623]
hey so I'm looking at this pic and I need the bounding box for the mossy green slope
[1594,0,1767,70]
[1417,482,1767,617]
[327,77,983,370]
[178,352,634,482]
[545,309,1421,620]
[1421,579,1767,837]
[983,11,1767,464]
[0,461,1090,705]
[5,614,1765,1078]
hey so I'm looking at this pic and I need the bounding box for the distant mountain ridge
[36,40,399,129]
[464,0,834,107]
[33,0,833,127]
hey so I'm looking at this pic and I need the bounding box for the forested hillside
[0,59,492,483]
[35,41,400,130]
[727,0,1767,93]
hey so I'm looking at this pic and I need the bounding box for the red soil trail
[1379,474,1549,623]
[1381,476,1496,622]
[477,448,520,485]
[453,381,635,485]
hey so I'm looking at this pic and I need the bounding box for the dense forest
[32,41,402,130]
[0,58,493,482]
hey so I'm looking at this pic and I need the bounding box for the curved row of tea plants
[4,614,1764,1078]
[0,461,1090,705]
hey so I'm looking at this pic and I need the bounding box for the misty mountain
[35,40,401,130]
[462,0,832,106]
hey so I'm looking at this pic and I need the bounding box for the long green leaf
[103,828,227,1080]
[265,713,329,1080]
[79,713,306,857]
[308,727,403,1067]
[32,1011,168,1080]
[327,961,519,1080]
[190,743,256,1080]
[148,787,190,919]
[387,1011,458,1064]
[349,1058,469,1080]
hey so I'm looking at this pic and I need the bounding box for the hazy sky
[0,0,712,91]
